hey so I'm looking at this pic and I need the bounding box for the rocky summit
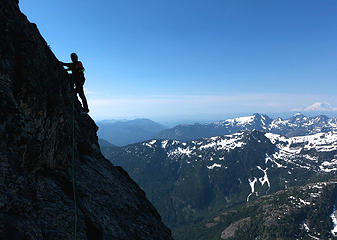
[0,0,172,239]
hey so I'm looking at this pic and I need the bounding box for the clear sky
[20,0,337,122]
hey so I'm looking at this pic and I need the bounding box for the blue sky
[20,0,337,122]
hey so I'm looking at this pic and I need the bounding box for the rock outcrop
[0,0,172,239]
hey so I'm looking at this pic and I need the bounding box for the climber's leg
[76,84,89,112]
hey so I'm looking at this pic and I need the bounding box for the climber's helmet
[70,53,78,62]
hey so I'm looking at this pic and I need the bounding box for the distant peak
[292,112,305,117]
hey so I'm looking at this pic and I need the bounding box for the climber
[60,53,89,113]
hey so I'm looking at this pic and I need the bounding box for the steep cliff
[0,0,172,239]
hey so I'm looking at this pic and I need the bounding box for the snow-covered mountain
[265,132,337,172]
[140,130,337,183]
[268,113,337,137]
[103,129,337,233]
[213,113,272,131]
[102,113,337,239]
[156,113,337,140]
[142,130,337,174]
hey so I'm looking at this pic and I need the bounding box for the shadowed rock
[0,0,172,239]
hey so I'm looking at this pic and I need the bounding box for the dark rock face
[0,0,172,239]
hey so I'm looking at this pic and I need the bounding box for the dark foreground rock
[0,0,172,239]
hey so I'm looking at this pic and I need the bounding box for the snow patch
[299,198,311,205]
[168,147,193,157]
[235,115,255,125]
[247,177,257,202]
[308,234,320,240]
[161,140,169,149]
[257,166,270,189]
[330,206,337,236]
[207,163,222,170]
[143,140,157,148]
[303,222,310,232]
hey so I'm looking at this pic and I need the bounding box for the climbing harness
[71,74,78,240]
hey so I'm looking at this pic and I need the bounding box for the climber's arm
[59,62,73,72]
[59,61,73,68]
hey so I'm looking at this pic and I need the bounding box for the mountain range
[96,113,337,147]
[102,114,337,239]
[155,113,337,141]
[97,118,167,146]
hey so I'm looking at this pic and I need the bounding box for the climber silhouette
[60,53,89,113]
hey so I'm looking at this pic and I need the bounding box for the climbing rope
[71,74,78,240]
